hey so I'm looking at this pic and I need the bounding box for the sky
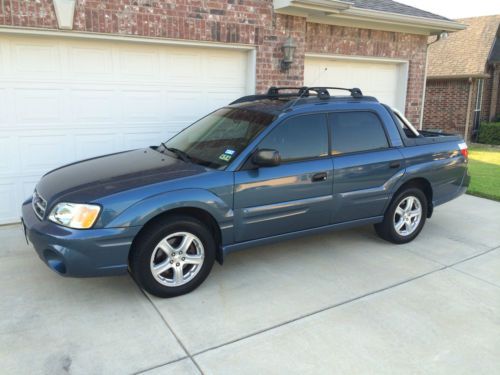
[397,0,500,19]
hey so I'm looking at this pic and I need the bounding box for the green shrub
[478,122,500,145]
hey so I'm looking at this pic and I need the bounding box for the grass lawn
[467,145,500,201]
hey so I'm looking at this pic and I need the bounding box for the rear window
[393,111,419,138]
[330,112,389,155]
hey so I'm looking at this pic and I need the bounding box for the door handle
[389,161,401,169]
[312,172,328,182]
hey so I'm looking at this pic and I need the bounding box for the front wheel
[374,188,427,244]
[130,215,216,298]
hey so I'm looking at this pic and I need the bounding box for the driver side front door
[233,113,333,242]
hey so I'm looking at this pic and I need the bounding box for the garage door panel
[19,134,71,173]
[205,54,247,85]
[12,42,60,77]
[168,53,202,82]
[74,133,119,161]
[121,89,164,122]
[305,57,406,111]
[167,90,206,122]
[0,88,6,124]
[0,35,251,223]
[0,136,14,174]
[68,46,113,79]
[123,130,165,150]
[118,49,161,81]
[0,181,17,222]
[14,88,64,125]
[70,89,117,124]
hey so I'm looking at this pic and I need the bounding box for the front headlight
[48,203,101,229]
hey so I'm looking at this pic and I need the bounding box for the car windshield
[163,107,275,169]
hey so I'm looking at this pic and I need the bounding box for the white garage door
[305,56,408,111]
[0,34,252,224]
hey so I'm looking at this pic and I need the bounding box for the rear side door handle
[312,172,328,182]
[389,161,401,169]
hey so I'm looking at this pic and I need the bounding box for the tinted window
[258,114,328,162]
[330,112,388,155]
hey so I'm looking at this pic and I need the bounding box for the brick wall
[423,79,473,138]
[0,0,427,123]
[0,0,57,28]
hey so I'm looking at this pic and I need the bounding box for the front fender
[106,188,234,238]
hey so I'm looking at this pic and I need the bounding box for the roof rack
[230,86,363,105]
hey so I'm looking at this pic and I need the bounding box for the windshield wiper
[161,143,191,163]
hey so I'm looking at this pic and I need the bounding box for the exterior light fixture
[281,36,296,72]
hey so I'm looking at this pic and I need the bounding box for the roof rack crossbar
[307,87,363,98]
[229,86,363,105]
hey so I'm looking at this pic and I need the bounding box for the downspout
[464,77,474,141]
[421,32,448,130]
[419,44,430,130]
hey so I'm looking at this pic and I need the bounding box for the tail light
[458,142,468,159]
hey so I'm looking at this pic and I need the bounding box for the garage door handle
[312,172,328,182]
[389,162,401,169]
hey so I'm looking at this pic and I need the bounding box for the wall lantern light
[281,36,297,72]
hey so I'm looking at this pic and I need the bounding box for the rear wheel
[374,188,427,244]
[130,215,216,298]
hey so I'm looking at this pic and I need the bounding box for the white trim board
[0,26,256,51]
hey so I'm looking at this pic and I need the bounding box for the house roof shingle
[427,15,500,78]
[350,0,451,21]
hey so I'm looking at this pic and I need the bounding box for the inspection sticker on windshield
[219,153,232,162]
[224,149,235,155]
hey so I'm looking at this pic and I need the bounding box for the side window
[258,114,328,162]
[330,112,389,155]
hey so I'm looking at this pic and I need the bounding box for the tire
[374,187,428,244]
[130,215,216,298]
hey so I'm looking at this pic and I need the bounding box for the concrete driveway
[1,194,500,374]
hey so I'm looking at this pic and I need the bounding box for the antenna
[283,87,311,110]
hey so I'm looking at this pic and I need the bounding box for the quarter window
[258,114,329,162]
[330,112,389,155]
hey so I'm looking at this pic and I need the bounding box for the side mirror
[252,149,281,167]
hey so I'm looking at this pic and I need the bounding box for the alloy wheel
[150,231,205,287]
[393,195,422,237]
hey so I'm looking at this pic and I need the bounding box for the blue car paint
[22,98,469,277]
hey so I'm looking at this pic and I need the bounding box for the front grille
[32,190,47,220]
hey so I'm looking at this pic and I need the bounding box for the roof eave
[274,0,466,35]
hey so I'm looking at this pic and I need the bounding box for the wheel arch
[393,177,434,218]
[129,207,224,265]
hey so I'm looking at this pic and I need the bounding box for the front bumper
[21,199,141,277]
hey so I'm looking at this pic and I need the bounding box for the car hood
[36,148,208,204]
